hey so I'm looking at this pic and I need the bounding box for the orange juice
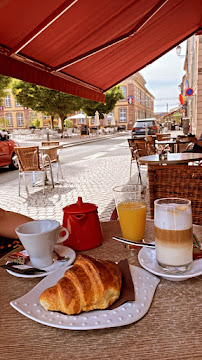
[117,201,147,241]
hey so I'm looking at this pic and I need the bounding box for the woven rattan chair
[41,141,63,183]
[156,133,171,141]
[148,164,202,225]
[14,146,54,196]
[128,138,155,183]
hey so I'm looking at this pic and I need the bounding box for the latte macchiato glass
[154,198,193,274]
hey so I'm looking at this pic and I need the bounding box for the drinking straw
[193,233,201,249]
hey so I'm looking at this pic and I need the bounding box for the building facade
[113,73,154,130]
[180,34,202,137]
[0,89,46,130]
[0,73,154,131]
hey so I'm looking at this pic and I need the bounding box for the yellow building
[0,89,45,130]
[113,73,154,130]
[0,73,154,131]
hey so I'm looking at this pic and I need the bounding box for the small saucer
[6,244,76,278]
[138,247,202,281]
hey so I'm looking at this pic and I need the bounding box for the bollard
[46,128,50,141]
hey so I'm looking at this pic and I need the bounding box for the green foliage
[81,86,124,119]
[0,117,9,129]
[0,76,12,105]
[12,81,83,131]
[64,119,73,128]
[31,118,41,128]
[173,112,181,124]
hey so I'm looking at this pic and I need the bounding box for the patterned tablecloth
[0,219,201,360]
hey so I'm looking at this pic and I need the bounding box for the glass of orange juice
[113,185,147,243]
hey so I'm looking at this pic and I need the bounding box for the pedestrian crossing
[83,152,106,160]
[83,141,129,160]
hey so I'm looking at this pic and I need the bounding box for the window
[15,101,21,107]
[17,113,24,126]
[121,86,127,100]
[78,118,85,124]
[5,95,11,107]
[119,108,127,122]
[5,113,13,126]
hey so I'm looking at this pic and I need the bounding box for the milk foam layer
[154,203,192,231]
[156,243,193,266]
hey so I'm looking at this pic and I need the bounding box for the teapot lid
[63,197,97,214]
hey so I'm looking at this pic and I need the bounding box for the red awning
[0,0,201,102]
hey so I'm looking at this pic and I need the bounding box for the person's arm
[0,208,33,239]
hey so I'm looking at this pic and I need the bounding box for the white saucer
[6,245,76,278]
[10,265,160,330]
[138,247,202,281]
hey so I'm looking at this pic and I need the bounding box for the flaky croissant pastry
[39,254,122,315]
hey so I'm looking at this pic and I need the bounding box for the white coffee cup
[15,220,69,269]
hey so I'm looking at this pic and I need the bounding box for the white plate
[10,265,160,330]
[138,247,202,281]
[6,245,76,278]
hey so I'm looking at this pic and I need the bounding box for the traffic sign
[185,88,194,96]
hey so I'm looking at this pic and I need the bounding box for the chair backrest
[176,141,191,153]
[14,147,40,171]
[41,141,59,161]
[146,135,156,154]
[41,141,60,146]
[128,138,155,159]
[148,164,202,225]
[156,133,171,141]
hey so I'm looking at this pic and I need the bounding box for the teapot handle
[71,214,87,222]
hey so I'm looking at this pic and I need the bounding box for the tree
[64,119,73,128]
[0,116,9,130]
[31,118,41,128]
[12,81,83,131]
[81,86,124,119]
[0,75,11,105]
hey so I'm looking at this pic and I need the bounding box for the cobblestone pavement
[0,143,147,223]
[1,129,182,223]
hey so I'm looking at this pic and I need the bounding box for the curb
[14,132,129,149]
[62,132,128,148]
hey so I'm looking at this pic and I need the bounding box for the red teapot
[62,197,103,251]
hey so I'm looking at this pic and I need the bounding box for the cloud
[140,41,186,113]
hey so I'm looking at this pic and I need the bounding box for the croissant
[39,254,122,315]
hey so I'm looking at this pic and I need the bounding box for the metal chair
[148,164,202,225]
[14,146,54,196]
[41,141,63,183]
[128,138,155,183]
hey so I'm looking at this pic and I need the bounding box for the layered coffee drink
[154,198,193,273]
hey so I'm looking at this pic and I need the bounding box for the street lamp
[176,45,185,58]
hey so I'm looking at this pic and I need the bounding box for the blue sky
[140,40,187,113]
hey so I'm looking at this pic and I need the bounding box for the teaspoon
[112,236,155,248]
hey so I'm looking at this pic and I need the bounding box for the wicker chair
[128,138,155,183]
[156,133,171,141]
[41,141,63,183]
[148,164,202,225]
[14,146,54,196]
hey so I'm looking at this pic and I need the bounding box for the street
[0,134,143,223]
[60,135,130,163]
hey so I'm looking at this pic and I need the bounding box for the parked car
[0,132,19,170]
[131,118,158,137]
